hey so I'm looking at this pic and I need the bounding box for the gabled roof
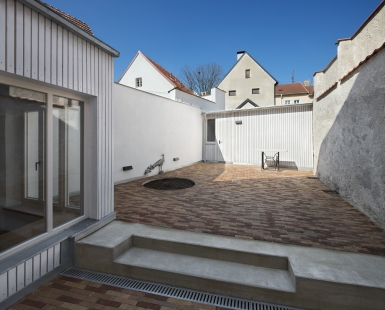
[275,82,314,96]
[218,52,278,86]
[119,51,194,95]
[236,98,259,109]
[35,0,93,35]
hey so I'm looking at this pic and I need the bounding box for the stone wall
[313,3,385,228]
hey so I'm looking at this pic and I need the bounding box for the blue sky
[47,0,381,84]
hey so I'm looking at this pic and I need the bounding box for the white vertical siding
[205,105,313,168]
[0,243,62,301]
[0,0,115,219]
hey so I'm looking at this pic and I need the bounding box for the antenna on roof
[292,70,295,83]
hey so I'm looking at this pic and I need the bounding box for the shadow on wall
[316,49,385,229]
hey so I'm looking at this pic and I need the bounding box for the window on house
[252,88,260,94]
[245,69,250,78]
[285,100,291,105]
[136,77,142,87]
[294,99,300,104]
[229,90,236,96]
[207,119,216,142]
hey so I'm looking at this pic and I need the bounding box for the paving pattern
[115,163,385,256]
[9,275,223,309]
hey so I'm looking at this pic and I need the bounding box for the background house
[218,51,278,110]
[118,51,225,112]
[313,0,385,229]
[274,82,314,105]
[0,0,118,306]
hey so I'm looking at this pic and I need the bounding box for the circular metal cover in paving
[143,178,195,190]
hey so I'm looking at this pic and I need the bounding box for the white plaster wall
[218,54,276,110]
[172,89,224,112]
[114,83,203,183]
[338,6,385,79]
[201,88,226,110]
[119,53,174,99]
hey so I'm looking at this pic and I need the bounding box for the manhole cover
[143,178,195,190]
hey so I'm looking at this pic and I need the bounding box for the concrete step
[132,235,288,270]
[114,247,295,294]
[75,221,385,310]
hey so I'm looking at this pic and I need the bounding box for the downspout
[281,94,283,105]
[202,112,207,162]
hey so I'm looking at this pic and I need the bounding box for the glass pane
[53,96,83,228]
[207,119,216,142]
[0,83,46,253]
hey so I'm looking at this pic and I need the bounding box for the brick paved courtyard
[10,275,221,310]
[115,163,385,256]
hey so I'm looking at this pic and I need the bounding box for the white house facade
[0,0,119,306]
[218,51,278,110]
[118,51,225,112]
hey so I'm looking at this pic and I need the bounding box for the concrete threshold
[75,221,385,310]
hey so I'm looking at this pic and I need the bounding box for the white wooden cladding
[205,105,313,168]
[0,243,61,302]
[0,0,114,219]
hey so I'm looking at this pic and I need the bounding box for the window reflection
[0,83,46,253]
[53,95,83,228]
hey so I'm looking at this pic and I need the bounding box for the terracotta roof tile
[36,0,93,35]
[143,54,194,95]
[275,82,311,96]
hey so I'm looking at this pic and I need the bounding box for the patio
[115,162,385,256]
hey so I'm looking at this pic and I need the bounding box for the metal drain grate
[61,268,304,310]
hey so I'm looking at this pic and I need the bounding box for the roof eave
[19,0,119,57]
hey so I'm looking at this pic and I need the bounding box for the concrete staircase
[75,221,385,310]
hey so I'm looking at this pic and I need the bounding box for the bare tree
[180,63,223,95]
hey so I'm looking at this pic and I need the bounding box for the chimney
[237,51,245,60]
[304,80,310,86]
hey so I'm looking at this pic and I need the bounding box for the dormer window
[136,77,142,87]
[245,69,250,78]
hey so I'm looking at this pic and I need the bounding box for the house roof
[236,98,259,109]
[36,0,93,35]
[119,51,194,95]
[275,83,314,96]
[218,52,278,86]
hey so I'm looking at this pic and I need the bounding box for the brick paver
[9,276,221,310]
[115,162,385,256]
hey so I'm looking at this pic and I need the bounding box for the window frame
[294,99,300,104]
[135,77,142,87]
[0,73,89,260]
[229,90,236,96]
[285,100,291,105]
[252,88,260,94]
[245,69,250,78]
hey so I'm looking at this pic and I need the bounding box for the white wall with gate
[203,104,313,169]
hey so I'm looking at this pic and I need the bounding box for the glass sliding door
[0,83,46,253]
[53,95,83,228]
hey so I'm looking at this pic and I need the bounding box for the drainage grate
[61,268,304,310]
[306,177,319,179]
[322,190,339,194]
